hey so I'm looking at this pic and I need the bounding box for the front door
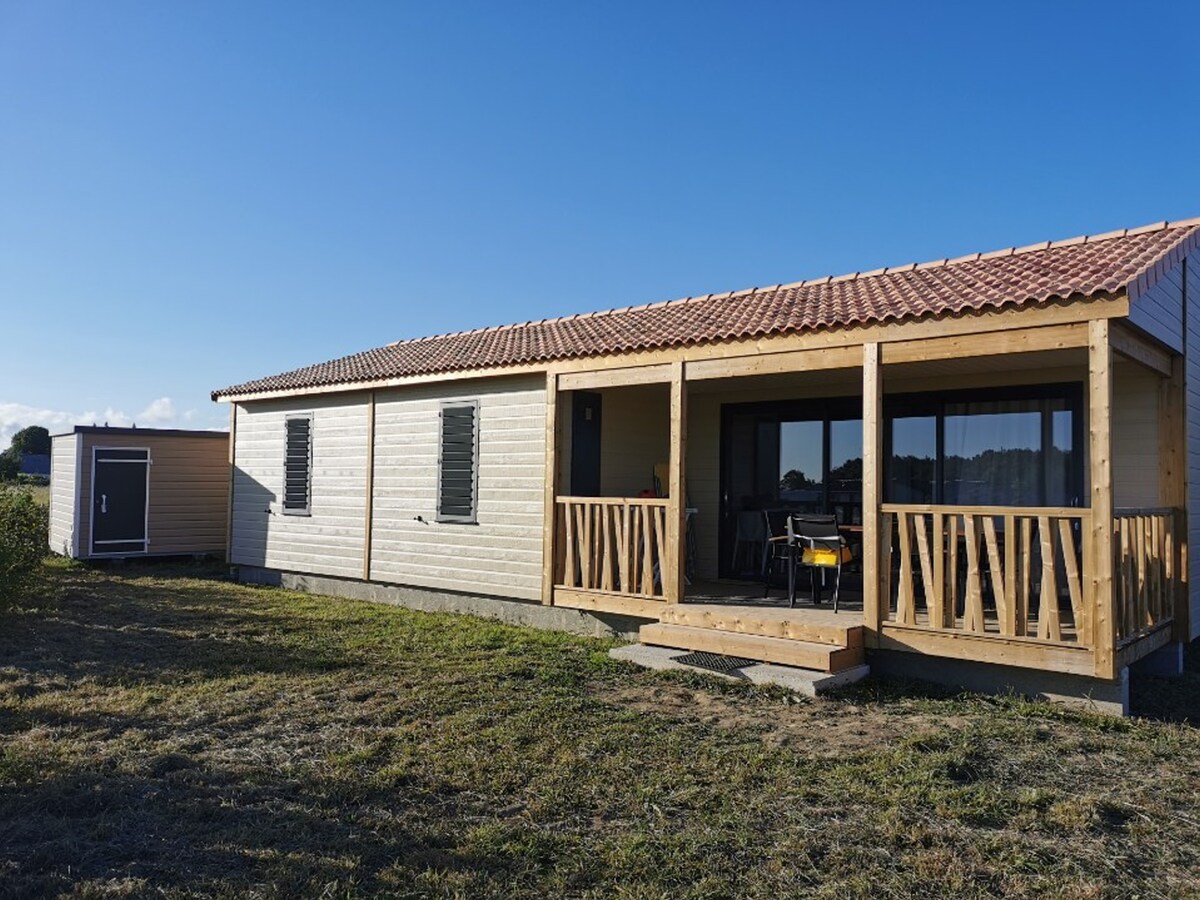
[91,448,149,555]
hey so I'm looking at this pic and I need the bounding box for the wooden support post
[1089,319,1118,679]
[666,362,687,603]
[541,372,559,605]
[362,390,376,581]
[862,343,883,647]
[1161,354,1189,641]
[224,402,237,565]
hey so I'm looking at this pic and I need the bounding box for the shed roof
[213,217,1200,400]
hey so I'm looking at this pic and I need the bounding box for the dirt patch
[597,680,971,755]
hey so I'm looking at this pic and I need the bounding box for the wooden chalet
[213,217,1200,710]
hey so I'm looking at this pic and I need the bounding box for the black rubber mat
[672,651,759,673]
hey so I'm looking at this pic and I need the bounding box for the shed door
[91,448,149,555]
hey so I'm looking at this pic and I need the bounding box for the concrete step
[639,622,864,673]
[610,643,870,697]
[658,604,863,649]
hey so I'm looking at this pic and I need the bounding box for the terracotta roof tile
[213,218,1200,399]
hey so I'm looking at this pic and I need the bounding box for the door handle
[101,494,107,514]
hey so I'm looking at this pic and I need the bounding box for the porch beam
[1089,319,1118,680]
[541,372,559,605]
[558,363,674,391]
[881,322,1088,365]
[1110,321,1174,378]
[861,343,883,648]
[666,362,687,603]
[685,345,861,380]
[1160,353,1189,641]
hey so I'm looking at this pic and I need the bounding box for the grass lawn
[2,562,1200,897]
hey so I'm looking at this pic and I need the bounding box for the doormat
[672,651,759,674]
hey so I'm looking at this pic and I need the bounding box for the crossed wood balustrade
[555,497,669,598]
[880,505,1092,644]
[1113,508,1177,643]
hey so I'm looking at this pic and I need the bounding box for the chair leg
[832,561,841,613]
[787,548,796,608]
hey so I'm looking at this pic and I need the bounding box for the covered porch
[540,313,1186,682]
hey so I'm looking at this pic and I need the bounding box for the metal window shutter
[284,417,311,511]
[438,404,477,520]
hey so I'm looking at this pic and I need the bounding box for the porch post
[541,371,558,605]
[1089,320,1117,679]
[666,361,687,603]
[862,343,883,648]
[1160,353,1189,641]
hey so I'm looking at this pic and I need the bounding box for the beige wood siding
[1112,359,1160,508]
[78,432,229,557]
[598,384,670,497]
[1186,248,1200,640]
[48,434,79,557]
[231,395,368,578]
[370,375,545,601]
[1130,264,1185,353]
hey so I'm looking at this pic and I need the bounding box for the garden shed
[48,426,230,560]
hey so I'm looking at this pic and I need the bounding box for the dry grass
[2,560,1200,898]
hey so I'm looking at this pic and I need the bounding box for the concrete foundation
[1131,641,1186,678]
[868,649,1130,716]
[234,565,649,640]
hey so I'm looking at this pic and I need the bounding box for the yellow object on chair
[802,546,852,567]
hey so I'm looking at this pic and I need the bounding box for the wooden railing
[1113,508,1177,643]
[554,497,669,598]
[880,505,1092,645]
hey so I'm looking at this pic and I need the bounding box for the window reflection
[779,421,823,511]
[887,395,1077,506]
[890,416,936,503]
[829,419,862,525]
[944,403,1041,505]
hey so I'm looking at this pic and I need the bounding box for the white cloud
[138,397,175,423]
[0,398,225,448]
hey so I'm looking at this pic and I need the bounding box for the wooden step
[658,604,863,649]
[639,623,864,674]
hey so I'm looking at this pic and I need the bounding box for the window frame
[436,399,480,524]
[282,413,313,517]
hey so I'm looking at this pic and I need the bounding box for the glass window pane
[944,400,1041,505]
[829,419,862,524]
[1047,406,1075,506]
[779,420,823,511]
[889,416,936,503]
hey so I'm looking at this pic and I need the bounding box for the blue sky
[2,1,1197,444]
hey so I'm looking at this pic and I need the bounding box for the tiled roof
[213,218,1200,399]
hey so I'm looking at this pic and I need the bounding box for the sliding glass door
[885,385,1082,508]
[718,383,1083,578]
[719,399,861,577]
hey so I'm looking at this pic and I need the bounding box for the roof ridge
[378,216,1200,348]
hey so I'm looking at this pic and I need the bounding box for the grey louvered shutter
[437,401,478,522]
[283,415,312,514]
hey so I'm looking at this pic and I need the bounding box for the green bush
[0,486,48,608]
